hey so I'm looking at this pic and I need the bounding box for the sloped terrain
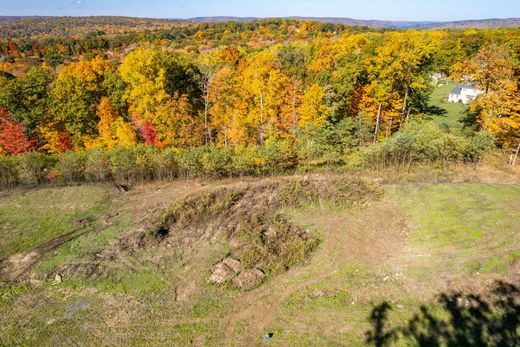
[0,173,518,345]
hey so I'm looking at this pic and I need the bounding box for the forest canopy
[0,18,518,163]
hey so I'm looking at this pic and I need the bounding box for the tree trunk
[402,86,408,118]
[387,116,393,138]
[259,91,265,146]
[511,142,520,167]
[203,79,211,145]
[373,102,382,143]
[485,109,493,128]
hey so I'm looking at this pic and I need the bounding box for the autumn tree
[298,83,328,128]
[458,43,519,147]
[209,65,247,146]
[48,56,111,147]
[120,48,200,146]
[0,66,52,133]
[362,31,440,139]
[196,51,223,144]
[0,108,35,155]
[96,97,136,149]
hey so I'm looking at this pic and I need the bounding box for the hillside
[0,15,518,36]
[418,17,520,29]
[0,16,186,38]
[189,16,520,28]
[0,166,519,345]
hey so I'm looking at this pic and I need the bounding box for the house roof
[450,85,462,95]
[450,84,478,95]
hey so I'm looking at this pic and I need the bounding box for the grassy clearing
[427,81,467,126]
[0,178,518,345]
[386,184,520,276]
[0,186,110,258]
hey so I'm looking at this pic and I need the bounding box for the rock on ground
[209,263,235,284]
[233,268,265,290]
[222,257,242,273]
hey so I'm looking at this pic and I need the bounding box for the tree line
[0,22,518,162]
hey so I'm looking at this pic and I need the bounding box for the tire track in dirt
[0,181,205,283]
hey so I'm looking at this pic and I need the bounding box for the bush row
[0,122,498,189]
[0,142,298,188]
[356,122,496,170]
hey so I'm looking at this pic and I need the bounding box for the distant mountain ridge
[190,16,520,29]
[0,15,518,30]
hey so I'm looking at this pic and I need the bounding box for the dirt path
[0,225,100,282]
[222,199,413,345]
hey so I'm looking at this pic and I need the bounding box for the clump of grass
[279,175,383,208]
[234,212,320,276]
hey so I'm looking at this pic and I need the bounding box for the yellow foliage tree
[458,43,519,147]
[96,97,136,149]
[298,83,328,128]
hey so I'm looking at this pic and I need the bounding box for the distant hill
[417,18,520,29]
[0,16,31,25]
[0,16,186,38]
[190,16,259,23]
[0,15,518,37]
[190,16,520,29]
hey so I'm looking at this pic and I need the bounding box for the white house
[448,84,483,104]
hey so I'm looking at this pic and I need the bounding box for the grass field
[0,186,110,258]
[0,172,519,345]
[427,81,467,126]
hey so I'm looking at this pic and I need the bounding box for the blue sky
[1,0,519,21]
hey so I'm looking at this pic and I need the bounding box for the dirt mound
[147,175,381,287]
[54,175,382,288]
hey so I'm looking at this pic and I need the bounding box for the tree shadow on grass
[425,105,448,117]
[366,281,520,347]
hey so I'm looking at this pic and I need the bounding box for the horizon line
[1,15,519,23]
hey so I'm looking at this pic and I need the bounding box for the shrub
[133,145,157,181]
[465,131,496,164]
[258,140,298,175]
[153,147,179,180]
[177,147,205,178]
[357,121,496,169]
[0,156,19,188]
[233,146,266,176]
[84,149,111,182]
[200,146,234,178]
[17,152,57,185]
[108,146,138,183]
[295,119,358,162]
[56,151,87,182]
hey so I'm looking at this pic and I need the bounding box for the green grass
[0,180,519,345]
[427,81,467,126]
[0,186,110,258]
[386,183,520,275]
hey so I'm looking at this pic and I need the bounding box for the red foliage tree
[0,108,35,155]
[143,120,159,147]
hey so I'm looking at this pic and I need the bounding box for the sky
[1,0,519,21]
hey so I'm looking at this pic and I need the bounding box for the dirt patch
[0,225,104,283]
[0,251,40,282]
[53,175,382,287]
[147,175,381,286]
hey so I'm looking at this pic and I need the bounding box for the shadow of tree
[425,105,448,117]
[365,281,519,347]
